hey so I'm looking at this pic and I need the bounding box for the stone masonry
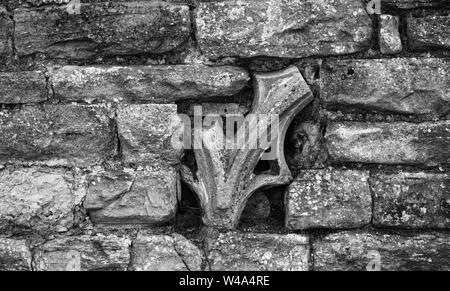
[0,0,449,271]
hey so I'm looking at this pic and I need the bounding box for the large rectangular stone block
[0,167,85,233]
[371,172,450,229]
[314,231,450,271]
[33,235,131,271]
[0,105,117,167]
[118,104,181,165]
[407,14,450,51]
[322,58,450,117]
[0,71,48,104]
[50,65,249,103]
[195,0,372,59]
[205,232,310,271]
[326,121,450,166]
[286,169,372,230]
[14,1,191,58]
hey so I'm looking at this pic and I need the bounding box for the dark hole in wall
[175,181,202,231]
[238,186,286,232]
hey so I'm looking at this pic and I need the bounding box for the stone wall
[0,0,449,271]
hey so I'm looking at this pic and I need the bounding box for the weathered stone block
[87,165,178,225]
[14,1,191,58]
[50,65,249,103]
[0,105,116,167]
[0,167,84,233]
[0,5,12,56]
[195,0,372,59]
[322,58,450,117]
[0,238,32,271]
[33,234,131,271]
[326,121,450,166]
[118,104,181,165]
[131,232,203,271]
[0,71,47,104]
[407,14,450,51]
[205,232,310,271]
[379,15,402,54]
[371,172,450,228]
[314,231,450,271]
[286,169,372,230]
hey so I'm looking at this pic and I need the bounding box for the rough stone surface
[314,231,450,271]
[407,14,450,51]
[241,192,271,222]
[87,165,178,226]
[14,1,191,58]
[195,0,372,59]
[371,172,450,228]
[0,105,116,167]
[0,238,32,271]
[326,121,450,166]
[0,167,84,233]
[186,102,250,117]
[131,232,203,271]
[0,5,12,56]
[50,65,250,103]
[286,170,372,230]
[382,0,450,9]
[118,104,181,165]
[33,235,131,271]
[0,71,48,104]
[206,232,310,271]
[379,15,402,54]
[322,58,450,117]
[289,121,327,170]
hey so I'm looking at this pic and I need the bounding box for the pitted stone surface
[379,15,402,54]
[407,13,450,51]
[0,238,32,271]
[195,0,372,59]
[0,71,48,104]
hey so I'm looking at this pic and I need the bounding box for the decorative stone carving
[181,66,314,229]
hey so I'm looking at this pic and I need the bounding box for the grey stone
[87,165,178,226]
[131,232,203,271]
[407,14,450,51]
[0,167,85,233]
[382,0,450,9]
[0,5,12,56]
[0,71,48,104]
[195,0,372,59]
[33,234,131,271]
[14,1,191,58]
[0,238,32,271]
[0,105,117,167]
[326,121,450,166]
[314,231,450,271]
[117,104,182,165]
[379,15,402,54]
[286,169,372,230]
[289,121,327,170]
[50,65,250,103]
[322,58,450,117]
[241,192,271,222]
[206,232,310,271]
[371,172,450,228]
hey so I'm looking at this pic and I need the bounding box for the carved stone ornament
[181,66,314,229]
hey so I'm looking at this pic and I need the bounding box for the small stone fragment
[379,15,402,54]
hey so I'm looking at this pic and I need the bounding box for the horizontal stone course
[371,171,450,229]
[50,65,249,103]
[322,58,450,117]
[0,71,48,104]
[85,165,178,226]
[326,121,450,166]
[131,232,203,271]
[0,105,117,167]
[286,169,372,230]
[314,231,450,271]
[33,234,131,271]
[205,232,310,271]
[195,0,372,59]
[0,167,84,233]
[382,0,450,9]
[407,14,450,51]
[0,238,32,271]
[14,1,191,58]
